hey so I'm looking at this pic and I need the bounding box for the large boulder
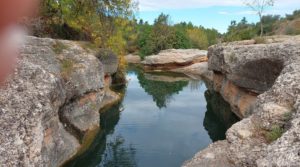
[185,36,300,166]
[0,36,107,166]
[142,49,207,68]
[208,38,300,94]
[125,54,141,64]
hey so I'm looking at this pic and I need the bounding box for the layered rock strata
[185,36,300,166]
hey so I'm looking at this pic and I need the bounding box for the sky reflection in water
[65,68,239,167]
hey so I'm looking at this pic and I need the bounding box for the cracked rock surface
[185,36,300,167]
[0,36,107,166]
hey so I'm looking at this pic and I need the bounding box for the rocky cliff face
[185,36,300,166]
[0,36,118,166]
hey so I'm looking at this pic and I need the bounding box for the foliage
[258,15,281,35]
[187,28,209,49]
[136,15,220,58]
[224,17,256,42]
[265,125,284,143]
[39,0,137,52]
[244,0,275,36]
[223,9,300,43]
[286,10,300,21]
[150,14,176,54]
[38,0,137,83]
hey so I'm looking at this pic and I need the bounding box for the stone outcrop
[96,49,119,75]
[140,49,210,79]
[170,62,213,81]
[185,36,300,166]
[125,54,141,64]
[212,73,257,118]
[142,49,207,69]
[0,36,119,166]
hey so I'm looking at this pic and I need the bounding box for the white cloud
[218,10,256,15]
[136,0,300,11]
[218,11,230,15]
[218,8,297,16]
[137,0,242,11]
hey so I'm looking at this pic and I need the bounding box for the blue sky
[136,0,300,33]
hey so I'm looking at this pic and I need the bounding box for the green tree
[187,28,209,49]
[258,15,281,35]
[244,0,275,36]
[151,13,176,53]
[224,17,256,42]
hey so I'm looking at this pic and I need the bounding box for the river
[65,66,239,167]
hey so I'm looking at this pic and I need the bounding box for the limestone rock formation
[170,62,213,81]
[96,49,119,75]
[125,54,141,64]
[185,36,300,167]
[0,36,119,166]
[142,49,207,68]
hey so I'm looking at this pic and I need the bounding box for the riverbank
[0,36,122,166]
[184,35,300,166]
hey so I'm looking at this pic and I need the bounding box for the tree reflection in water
[135,70,189,109]
[65,66,239,167]
[189,79,204,91]
[203,90,240,142]
[100,136,137,167]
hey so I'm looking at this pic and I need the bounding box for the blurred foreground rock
[0,36,120,166]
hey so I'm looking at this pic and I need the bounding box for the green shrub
[265,125,284,143]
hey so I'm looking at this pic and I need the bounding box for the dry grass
[53,41,69,54]
[60,59,74,80]
[254,37,267,44]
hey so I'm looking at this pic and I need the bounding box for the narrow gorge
[1,35,300,167]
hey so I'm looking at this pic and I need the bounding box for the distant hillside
[223,9,300,42]
[274,17,300,35]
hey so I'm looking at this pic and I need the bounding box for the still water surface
[65,67,239,167]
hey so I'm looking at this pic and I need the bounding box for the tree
[224,17,256,42]
[187,28,208,49]
[258,15,280,35]
[244,0,275,36]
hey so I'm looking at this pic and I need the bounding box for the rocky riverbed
[184,35,300,167]
[0,36,121,166]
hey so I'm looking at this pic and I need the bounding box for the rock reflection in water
[203,90,240,142]
[64,97,137,167]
